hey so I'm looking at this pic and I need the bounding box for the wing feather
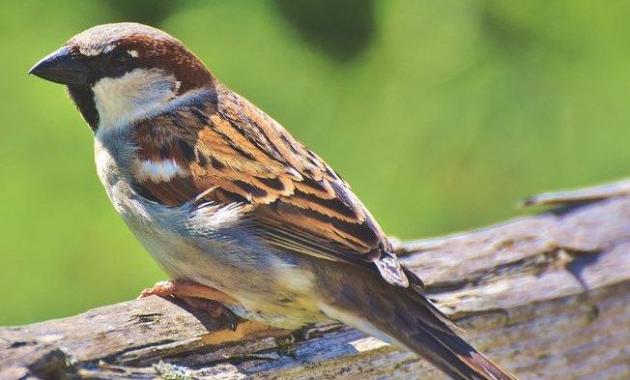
[130,85,409,287]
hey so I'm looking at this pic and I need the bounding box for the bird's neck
[68,67,215,133]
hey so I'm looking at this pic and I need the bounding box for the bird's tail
[328,276,517,380]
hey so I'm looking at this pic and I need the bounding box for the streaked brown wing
[130,85,409,287]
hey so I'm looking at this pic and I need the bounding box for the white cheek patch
[127,50,139,57]
[92,68,178,129]
[133,159,189,182]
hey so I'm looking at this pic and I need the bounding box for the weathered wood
[2,180,630,379]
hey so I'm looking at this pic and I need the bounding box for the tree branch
[2,180,630,379]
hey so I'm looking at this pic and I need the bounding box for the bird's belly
[94,133,324,328]
[125,211,324,329]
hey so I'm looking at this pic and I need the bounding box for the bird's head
[30,22,213,131]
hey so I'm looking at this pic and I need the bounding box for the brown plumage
[128,84,516,379]
[30,22,518,380]
[130,85,407,286]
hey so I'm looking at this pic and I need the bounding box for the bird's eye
[111,50,132,67]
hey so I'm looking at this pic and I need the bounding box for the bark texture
[2,180,629,379]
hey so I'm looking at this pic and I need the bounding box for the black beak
[29,46,91,86]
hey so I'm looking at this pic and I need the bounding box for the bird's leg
[138,280,240,330]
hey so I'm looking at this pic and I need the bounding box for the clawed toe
[137,280,175,299]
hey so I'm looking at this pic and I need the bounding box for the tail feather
[412,308,517,380]
[392,290,516,380]
[332,280,517,380]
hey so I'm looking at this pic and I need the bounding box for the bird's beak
[29,46,91,86]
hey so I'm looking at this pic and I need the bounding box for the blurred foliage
[97,0,186,25]
[1,0,629,326]
[275,0,376,61]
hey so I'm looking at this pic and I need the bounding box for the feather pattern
[34,22,516,379]
[130,84,409,287]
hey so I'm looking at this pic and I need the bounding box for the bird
[30,23,516,380]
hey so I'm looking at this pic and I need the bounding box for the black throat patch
[67,85,99,131]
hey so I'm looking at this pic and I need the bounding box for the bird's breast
[92,132,324,329]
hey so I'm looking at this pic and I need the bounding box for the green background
[1,0,628,326]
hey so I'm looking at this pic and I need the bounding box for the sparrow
[30,23,516,380]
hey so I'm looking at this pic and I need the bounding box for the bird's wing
[130,86,409,287]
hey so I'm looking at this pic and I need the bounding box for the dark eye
[111,50,132,67]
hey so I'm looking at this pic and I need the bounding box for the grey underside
[95,124,333,328]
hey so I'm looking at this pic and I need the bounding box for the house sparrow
[30,23,516,380]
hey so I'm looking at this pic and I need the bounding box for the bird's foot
[138,280,240,330]
[138,280,238,303]
[181,297,240,331]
